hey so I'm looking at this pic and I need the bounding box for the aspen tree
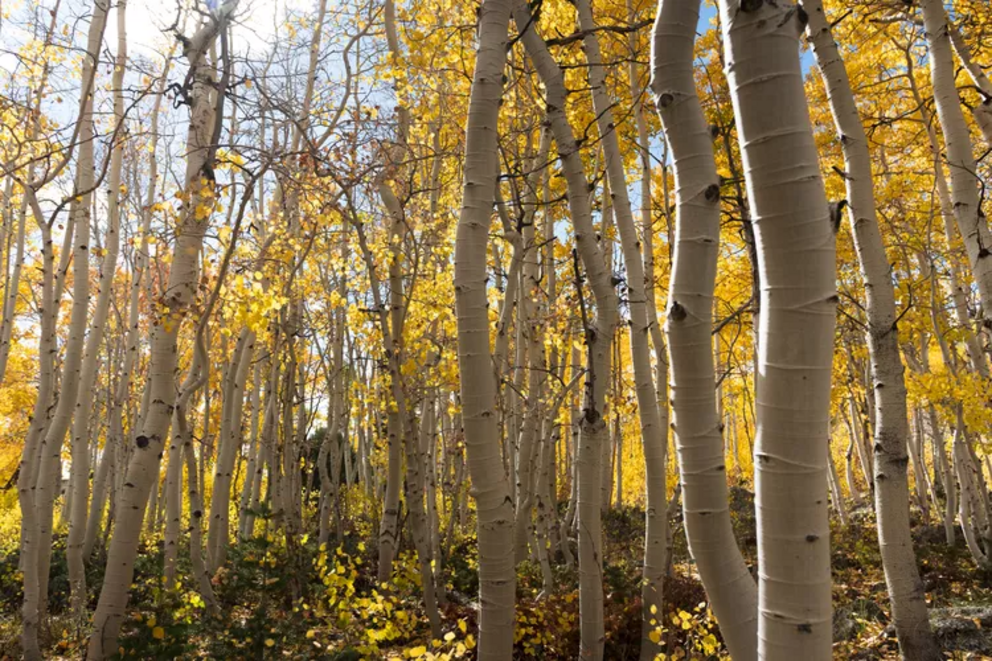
[651,0,759,657]
[170,330,219,605]
[316,262,347,546]
[13,5,68,656]
[826,432,848,526]
[182,414,219,612]
[32,0,110,635]
[162,406,185,586]
[908,408,936,521]
[903,47,990,381]
[512,133,551,562]
[453,0,517,651]
[86,8,235,656]
[206,329,254,572]
[948,22,992,146]
[66,0,127,617]
[567,0,670,650]
[407,379,442,637]
[0,176,19,387]
[905,46,992,558]
[510,4,620,654]
[717,0,836,657]
[17,207,57,661]
[920,0,992,316]
[0,186,28,388]
[347,195,410,584]
[804,0,939,656]
[327,244,350,542]
[628,2,671,645]
[238,361,263,538]
[376,0,412,581]
[539,160,565,564]
[83,104,160,553]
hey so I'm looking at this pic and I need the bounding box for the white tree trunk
[452,0,517,653]
[66,0,127,616]
[921,0,992,315]
[571,0,671,648]
[14,7,71,656]
[86,12,232,657]
[652,1,758,657]
[826,433,848,526]
[34,0,110,632]
[718,1,836,657]
[206,329,254,572]
[904,50,990,380]
[805,2,939,656]
[510,5,620,655]
[948,22,992,146]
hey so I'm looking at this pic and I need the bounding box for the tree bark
[66,0,127,616]
[804,2,940,656]
[452,0,517,653]
[920,0,992,317]
[86,11,233,657]
[652,1,758,657]
[718,0,836,657]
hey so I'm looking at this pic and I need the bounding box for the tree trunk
[718,1,836,657]
[510,5,621,655]
[67,0,127,615]
[948,22,992,146]
[920,0,992,315]
[207,330,255,572]
[804,2,940,656]
[452,0,517,653]
[32,0,110,635]
[86,12,233,657]
[652,1,758,657]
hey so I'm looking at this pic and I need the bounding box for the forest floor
[2,485,992,659]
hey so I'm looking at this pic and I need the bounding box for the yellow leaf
[152,627,165,640]
[265,638,275,647]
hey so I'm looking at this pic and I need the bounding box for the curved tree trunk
[651,1,758,657]
[32,0,110,635]
[920,0,992,316]
[718,0,836,657]
[452,0,517,653]
[206,329,255,573]
[804,1,940,657]
[86,12,233,657]
[510,5,618,655]
[570,1,670,655]
[948,22,992,146]
[66,0,127,616]
[14,6,70,656]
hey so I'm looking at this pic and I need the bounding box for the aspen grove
[4,0,992,658]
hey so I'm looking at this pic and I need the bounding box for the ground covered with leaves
[2,486,992,660]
